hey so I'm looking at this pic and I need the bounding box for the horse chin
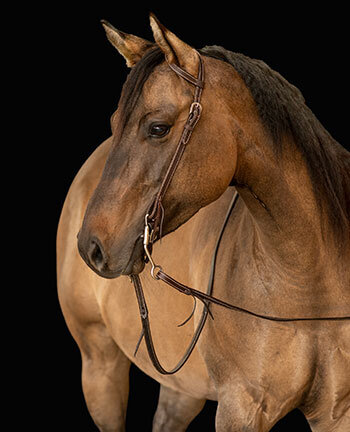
[122,254,146,276]
[87,256,145,280]
[105,236,145,278]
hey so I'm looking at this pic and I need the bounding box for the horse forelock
[114,46,164,142]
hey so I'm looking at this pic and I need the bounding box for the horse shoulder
[57,137,113,344]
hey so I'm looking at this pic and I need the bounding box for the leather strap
[155,269,350,322]
[147,54,204,242]
[168,62,204,88]
[131,191,239,374]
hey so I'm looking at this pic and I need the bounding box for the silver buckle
[143,214,162,280]
[189,102,202,115]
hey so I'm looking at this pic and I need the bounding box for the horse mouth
[100,235,146,279]
[121,235,146,276]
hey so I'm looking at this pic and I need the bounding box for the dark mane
[199,45,350,244]
[117,45,350,244]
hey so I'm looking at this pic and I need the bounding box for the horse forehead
[142,65,192,108]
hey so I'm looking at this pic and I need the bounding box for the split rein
[130,53,350,375]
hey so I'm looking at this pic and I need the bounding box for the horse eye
[149,123,170,138]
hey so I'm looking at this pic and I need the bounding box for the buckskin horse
[57,14,350,431]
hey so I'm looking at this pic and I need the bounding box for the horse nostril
[88,238,107,271]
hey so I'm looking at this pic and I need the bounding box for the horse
[57,14,350,431]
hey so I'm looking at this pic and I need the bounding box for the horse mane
[117,45,350,244]
[200,45,350,245]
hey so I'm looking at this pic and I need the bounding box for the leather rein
[130,53,350,375]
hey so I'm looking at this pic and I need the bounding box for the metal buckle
[189,102,202,115]
[188,102,202,130]
[143,214,162,280]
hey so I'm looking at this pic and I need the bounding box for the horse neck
[214,129,350,318]
[201,58,350,314]
[232,130,349,284]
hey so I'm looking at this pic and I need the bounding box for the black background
[34,2,349,431]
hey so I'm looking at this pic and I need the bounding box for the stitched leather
[131,192,239,374]
[147,54,204,241]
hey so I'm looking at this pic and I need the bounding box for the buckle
[143,214,162,279]
[189,102,202,115]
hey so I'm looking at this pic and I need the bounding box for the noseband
[130,53,350,375]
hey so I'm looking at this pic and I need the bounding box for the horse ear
[149,13,199,77]
[101,20,154,67]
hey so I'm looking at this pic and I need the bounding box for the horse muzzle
[77,229,145,279]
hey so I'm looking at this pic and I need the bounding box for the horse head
[78,15,244,278]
